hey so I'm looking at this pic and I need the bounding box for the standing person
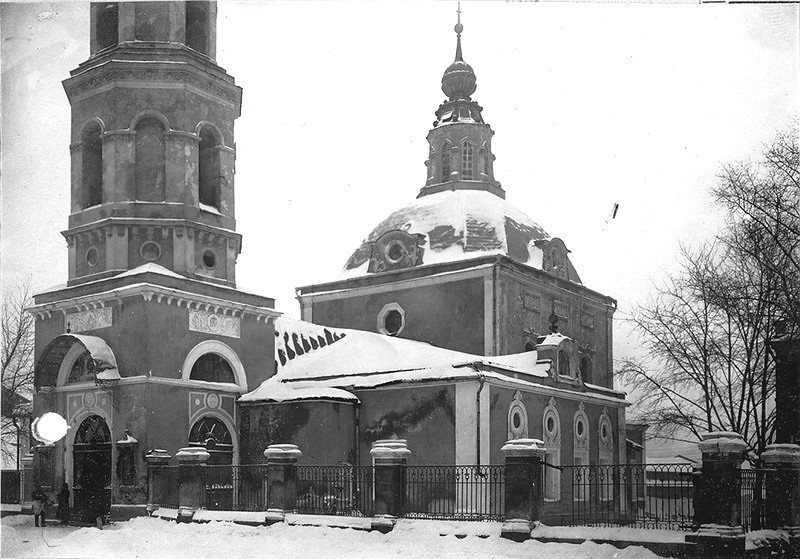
[31,486,49,527]
[57,482,70,526]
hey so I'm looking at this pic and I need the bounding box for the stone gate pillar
[263,444,302,525]
[144,449,172,515]
[175,447,210,523]
[370,439,410,533]
[500,438,546,542]
[20,453,34,513]
[688,432,747,557]
[762,444,800,542]
[773,334,800,444]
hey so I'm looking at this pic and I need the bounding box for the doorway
[72,415,112,522]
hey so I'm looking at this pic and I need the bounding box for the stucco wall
[310,277,485,355]
[239,401,356,465]
[356,385,456,466]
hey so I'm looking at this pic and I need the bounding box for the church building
[28,2,630,524]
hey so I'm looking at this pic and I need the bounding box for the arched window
[185,2,210,54]
[461,141,474,180]
[190,353,236,384]
[96,3,118,51]
[198,125,220,209]
[507,391,528,440]
[573,403,590,501]
[598,408,614,502]
[135,117,166,202]
[189,416,233,465]
[481,143,490,176]
[542,398,561,502]
[441,144,451,182]
[68,351,94,384]
[75,415,111,446]
[558,349,571,377]
[82,123,103,208]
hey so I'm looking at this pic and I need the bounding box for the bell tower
[62,1,242,287]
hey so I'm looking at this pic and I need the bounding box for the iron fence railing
[293,465,373,517]
[198,465,270,511]
[560,463,694,530]
[404,465,505,521]
[740,468,772,532]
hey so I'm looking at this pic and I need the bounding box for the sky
[1,1,798,370]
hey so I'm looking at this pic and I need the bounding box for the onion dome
[441,21,477,101]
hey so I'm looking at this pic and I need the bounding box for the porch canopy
[34,334,120,389]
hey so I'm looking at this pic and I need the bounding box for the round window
[140,241,161,262]
[203,250,216,269]
[512,410,522,429]
[386,242,404,263]
[577,419,585,437]
[86,247,99,267]
[384,309,403,335]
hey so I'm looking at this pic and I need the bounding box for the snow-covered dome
[342,190,581,283]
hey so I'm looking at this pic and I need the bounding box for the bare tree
[622,127,799,461]
[713,126,800,327]
[2,283,35,468]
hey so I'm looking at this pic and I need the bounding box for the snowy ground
[1,515,670,559]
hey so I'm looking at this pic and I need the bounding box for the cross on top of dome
[441,3,477,101]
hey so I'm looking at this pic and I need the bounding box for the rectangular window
[599,455,614,502]
[573,452,589,502]
[544,450,561,502]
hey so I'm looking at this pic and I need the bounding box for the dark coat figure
[57,483,70,526]
[31,486,49,527]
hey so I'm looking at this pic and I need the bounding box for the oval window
[203,249,216,269]
[577,419,585,437]
[546,415,555,433]
[86,247,99,267]
[386,242,404,263]
[512,411,522,429]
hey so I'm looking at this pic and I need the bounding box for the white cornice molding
[42,375,245,394]
[27,282,281,323]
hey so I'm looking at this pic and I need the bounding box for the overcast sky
[1,1,797,365]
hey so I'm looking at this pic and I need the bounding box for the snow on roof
[341,190,580,281]
[538,332,571,346]
[243,317,550,403]
[240,379,359,403]
[115,262,185,279]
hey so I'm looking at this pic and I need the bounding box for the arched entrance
[189,416,234,509]
[189,416,233,465]
[72,415,112,522]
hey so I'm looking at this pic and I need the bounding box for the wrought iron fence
[740,468,772,532]
[151,466,180,509]
[560,463,694,530]
[293,465,373,517]
[199,465,270,511]
[404,465,505,521]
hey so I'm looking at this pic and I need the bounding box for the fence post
[144,449,172,515]
[264,443,302,525]
[20,453,34,513]
[370,439,410,533]
[688,431,747,557]
[500,438,546,542]
[175,447,210,523]
[762,444,800,542]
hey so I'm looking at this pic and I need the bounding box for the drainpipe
[354,402,361,466]
[476,373,485,466]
